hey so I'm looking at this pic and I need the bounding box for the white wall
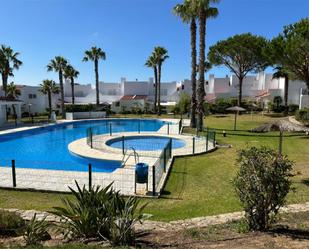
[18,86,59,114]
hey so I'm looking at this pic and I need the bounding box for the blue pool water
[106,136,185,151]
[0,119,165,172]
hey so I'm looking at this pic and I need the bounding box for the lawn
[0,114,308,222]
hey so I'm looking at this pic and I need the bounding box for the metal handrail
[121,147,140,166]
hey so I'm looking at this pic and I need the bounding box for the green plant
[52,182,146,246]
[0,210,25,236]
[233,146,293,231]
[107,195,147,246]
[230,219,250,233]
[24,214,50,245]
[65,104,95,113]
[288,104,299,115]
[175,93,191,114]
[52,182,114,240]
[295,108,309,124]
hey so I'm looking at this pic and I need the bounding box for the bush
[52,182,146,246]
[0,210,25,236]
[233,147,293,231]
[295,108,309,124]
[24,214,50,245]
[288,104,299,115]
[209,98,232,114]
[65,104,95,113]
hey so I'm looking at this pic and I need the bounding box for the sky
[0,0,308,86]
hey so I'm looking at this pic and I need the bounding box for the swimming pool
[106,136,185,151]
[0,119,165,172]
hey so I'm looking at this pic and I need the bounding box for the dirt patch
[138,212,309,249]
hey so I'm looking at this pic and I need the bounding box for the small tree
[177,93,191,114]
[233,146,293,231]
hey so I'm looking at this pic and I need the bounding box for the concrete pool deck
[0,118,216,196]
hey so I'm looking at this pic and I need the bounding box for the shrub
[0,210,25,236]
[52,182,146,246]
[288,104,299,115]
[233,147,293,231]
[65,104,95,113]
[295,108,309,124]
[209,98,232,114]
[24,214,50,245]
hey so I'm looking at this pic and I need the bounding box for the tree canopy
[267,18,309,89]
[208,33,268,105]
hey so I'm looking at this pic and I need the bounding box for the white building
[1,72,308,118]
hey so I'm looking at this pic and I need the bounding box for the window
[182,85,184,90]
[28,94,37,99]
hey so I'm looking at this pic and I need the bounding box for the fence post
[138,120,141,134]
[213,131,216,147]
[90,128,93,149]
[152,165,156,196]
[163,148,166,173]
[109,123,112,136]
[134,171,137,194]
[122,136,125,155]
[206,132,209,152]
[12,160,16,187]
[167,123,170,135]
[279,130,283,155]
[169,138,172,158]
[88,164,92,190]
[192,137,195,155]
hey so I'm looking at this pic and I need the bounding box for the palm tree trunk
[2,74,8,96]
[238,76,243,107]
[71,77,75,105]
[59,70,65,119]
[2,74,8,121]
[48,91,52,117]
[190,18,197,128]
[158,64,162,116]
[95,59,100,106]
[284,76,289,116]
[197,9,206,132]
[154,66,158,113]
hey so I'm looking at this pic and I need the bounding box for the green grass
[0,114,308,222]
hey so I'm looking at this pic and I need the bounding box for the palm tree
[145,54,158,113]
[196,0,219,131]
[153,47,169,116]
[39,79,59,117]
[273,66,289,115]
[83,47,106,106]
[6,82,21,119]
[0,45,22,96]
[174,0,199,128]
[47,56,68,119]
[64,64,79,105]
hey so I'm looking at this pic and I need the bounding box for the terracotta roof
[255,90,270,99]
[120,95,147,101]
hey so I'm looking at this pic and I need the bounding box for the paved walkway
[3,202,309,232]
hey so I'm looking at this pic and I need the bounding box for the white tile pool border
[0,118,216,196]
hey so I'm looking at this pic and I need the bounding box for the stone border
[3,201,309,232]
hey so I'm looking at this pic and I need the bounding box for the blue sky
[0,0,308,86]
